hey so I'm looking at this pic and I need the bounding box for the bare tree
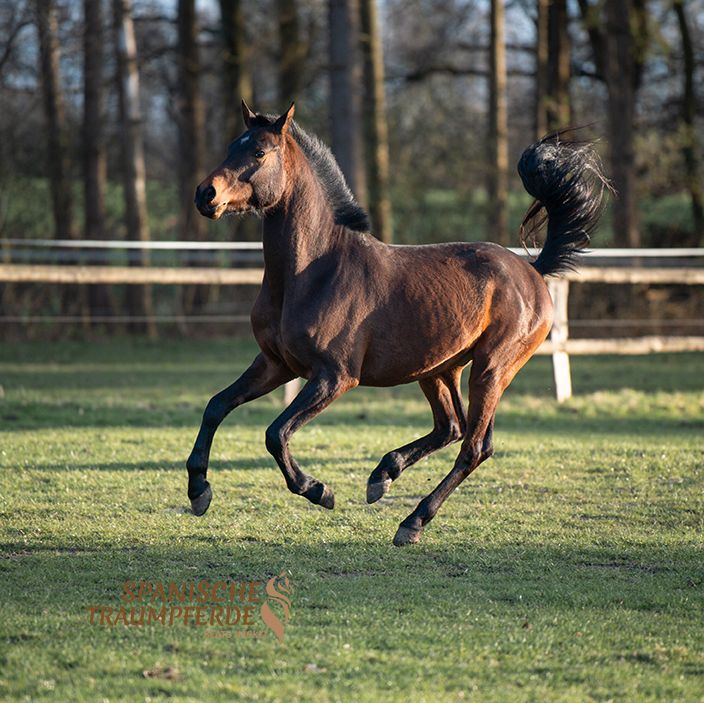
[177,0,206,245]
[578,0,647,247]
[177,0,209,316]
[360,0,392,242]
[328,0,367,205]
[674,0,703,242]
[488,0,509,245]
[536,0,570,136]
[604,0,639,247]
[0,2,32,79]
[536,0,549,137]
[218,0,260,242]
[83,0,113,320]
[277,0,306,106]
[112,0,156,337]
[219,0,252,140]
[34,0,73,241]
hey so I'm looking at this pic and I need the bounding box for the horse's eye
[255,149,265,158]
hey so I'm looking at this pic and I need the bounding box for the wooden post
[548,278,572,402]
[284,379,300,405]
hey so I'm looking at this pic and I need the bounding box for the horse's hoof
[319,485,335,510]
[393,525,423,546]
[190,485,213,516]
[366,478,391,504]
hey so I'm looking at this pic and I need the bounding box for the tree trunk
[177,0,209,319]
[112,0,157,338]
[219,0,252,140]
[360,0,392,242]
[83,0,113,323]
[277,0,305,106]
[488,0,509,245]
[547,0,570,130]
[536,0,549,138]
[605,0,639,247]
[537,1,570,137]
[674,0,704,242]
[328,0,367,207]
[219,0,257,242]
[35,0,73,242]
[35,0,88,323]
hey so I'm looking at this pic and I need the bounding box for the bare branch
[0,10,32,76]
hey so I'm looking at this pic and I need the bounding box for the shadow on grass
[22,458,289,472]
[1,539,702,623]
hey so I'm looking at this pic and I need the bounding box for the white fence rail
[1,242,703,402]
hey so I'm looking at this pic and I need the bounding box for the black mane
[254,114,370,233]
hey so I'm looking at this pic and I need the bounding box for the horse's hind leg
[186,353,294,516]
[265,370,358,509]
[393,344,529,546]
[366,368,466,503]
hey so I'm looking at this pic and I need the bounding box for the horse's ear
[272,102,295,135]
[241,99,256,129]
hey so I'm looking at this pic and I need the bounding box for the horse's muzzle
[194,183,220,218]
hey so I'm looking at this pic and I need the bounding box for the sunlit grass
[0,339,702,702]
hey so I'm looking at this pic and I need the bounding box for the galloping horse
[187,101,608,546]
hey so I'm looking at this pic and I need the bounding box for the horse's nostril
[204,185,216,204]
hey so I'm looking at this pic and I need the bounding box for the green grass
[0,339,703,702]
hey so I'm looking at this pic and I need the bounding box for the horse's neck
[262,164,337,292]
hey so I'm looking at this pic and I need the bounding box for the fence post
[283,379,300,405]
[548,278,572,402]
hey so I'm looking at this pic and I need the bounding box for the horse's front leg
[187,353,294,515]
[265,370,357,509]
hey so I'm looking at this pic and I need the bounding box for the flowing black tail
[517,132,612,277]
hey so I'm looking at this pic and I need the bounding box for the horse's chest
[250,289,283,354]
[251,295,318,377]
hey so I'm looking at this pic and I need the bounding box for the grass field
[0,338,703,702]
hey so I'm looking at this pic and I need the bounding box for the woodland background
[0,0,702,333]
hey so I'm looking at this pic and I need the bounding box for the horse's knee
[265,424,284,459]
[203,395,225,429]
[457,441,484,475]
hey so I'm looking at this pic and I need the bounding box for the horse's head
[194,101,295,220]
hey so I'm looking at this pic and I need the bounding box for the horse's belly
[359,332,477,387]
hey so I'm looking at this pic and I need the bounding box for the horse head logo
[260,572,292,642]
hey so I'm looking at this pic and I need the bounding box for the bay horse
[188,101,608,546]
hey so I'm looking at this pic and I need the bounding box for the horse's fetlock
[303,480,324,502]
[382,451,403,478]
[188,474,209,500]
[186,452,206,477]
[401,513,424,532]
[186,460,203,476]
